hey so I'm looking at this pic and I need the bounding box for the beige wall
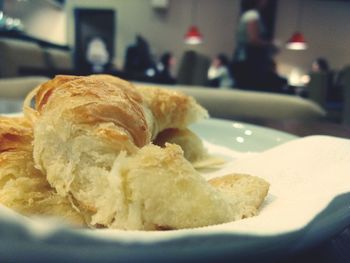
[4,0,350,78]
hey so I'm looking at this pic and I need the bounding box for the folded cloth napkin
[204,135,350,234]
[0,135,349,263]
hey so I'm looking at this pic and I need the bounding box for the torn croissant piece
[0,117,85,226]
[109,143,269,230]
[209,174,270,219]
[27,75,209,227]
[154,128,224,169]
[110,143,235,230]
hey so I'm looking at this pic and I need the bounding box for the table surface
[238,118,350,263]
[239,118,350,139]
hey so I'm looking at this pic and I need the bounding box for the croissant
[26,75,209,227]
[20,74,269,229]
[0,116,84,225]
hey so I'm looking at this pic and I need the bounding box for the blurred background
[1,0,350,123]
[1,0,350,75]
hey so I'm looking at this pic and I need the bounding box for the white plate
[0,118,350,263]
[191,118,297,152]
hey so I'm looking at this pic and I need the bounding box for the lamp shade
[286,32,308,50]
[184,25,203,45]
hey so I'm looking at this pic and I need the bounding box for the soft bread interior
[209,174,270,218]
[110,143,234,230]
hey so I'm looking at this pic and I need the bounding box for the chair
[176,50,210,86]
[307,72,331,108]
[44,47,74,73]
[135,83,327,121]
[174,87,326,121]
[307,71,345,122]
[339,65,350,124]
[0,38,47,77]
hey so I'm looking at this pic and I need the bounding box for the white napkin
[0,135,349,263]
[0,135,349,243]
[201,135,350,236]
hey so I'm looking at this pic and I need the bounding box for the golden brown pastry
[135,85,209,139]
[26,75,209,227]
[17,74,269,230]
[32,74,150,148]
[0,117,84,225]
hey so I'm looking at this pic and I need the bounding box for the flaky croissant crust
[0,117,33,153]
[31,75,151,148]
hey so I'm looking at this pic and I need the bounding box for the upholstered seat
[307,72,331,107]
[176,51,211,86]
[0,77,327,121]
[44,47,74,72]
[135,82,327,121]
[0,37,73,78]
[339,65,350,124]
[0,38,47,78]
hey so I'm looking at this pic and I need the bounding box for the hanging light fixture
[286,0,307,50]
[184,0,203,45]
[286,32,307,50]
[184,25,203,45]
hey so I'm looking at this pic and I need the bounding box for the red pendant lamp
[286,31,307,50]
[286,0,307,50]
[184,0,203,45]
[184,25,203,45]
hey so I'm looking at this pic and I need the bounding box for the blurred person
[302,57,330,85]
[207,54,234,88]
[232,0,278,90]
[312,57,330,73]
[308,57,342,103]
[263,59,289,93]
[156,52,176,84]
[123,35,156,81]
[86,36,110,73]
